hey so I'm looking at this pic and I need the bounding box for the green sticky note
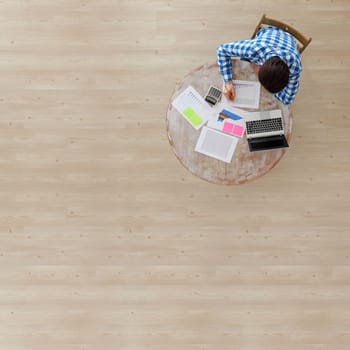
[183,106,203,127]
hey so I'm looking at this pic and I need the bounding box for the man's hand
[250,63,260,74]
[224,81,235,101]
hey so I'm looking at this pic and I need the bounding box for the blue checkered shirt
[216,26,302,105]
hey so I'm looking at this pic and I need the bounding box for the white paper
[208,105,247,131]
[171,86,213,130]
[207,118,225,131]
[222,80,261,109]
[211,104,249,119]
[195,126,238,163]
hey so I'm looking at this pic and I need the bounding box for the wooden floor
[0,1,349,349]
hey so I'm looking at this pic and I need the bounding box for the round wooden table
[166,60,292,185]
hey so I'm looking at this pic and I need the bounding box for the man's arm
[216,40,255,82]
[274,73,300,105]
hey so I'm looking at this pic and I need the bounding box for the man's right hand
[224,81,235,101]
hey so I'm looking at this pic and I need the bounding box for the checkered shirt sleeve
[216,40,254,82]
[216,26,302,105]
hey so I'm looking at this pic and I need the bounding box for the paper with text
[195,127,238,163]
[172,86,212,130]
[223,80,261,109]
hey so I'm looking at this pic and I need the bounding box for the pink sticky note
[232,124,244,137]
[223,122,234,133]
[223,121,244,138]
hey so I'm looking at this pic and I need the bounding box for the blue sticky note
[221,109,243,120]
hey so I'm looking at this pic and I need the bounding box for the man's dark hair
[258,56,289,93]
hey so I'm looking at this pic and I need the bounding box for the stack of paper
[171,83,261,164]
[195,106,247,163]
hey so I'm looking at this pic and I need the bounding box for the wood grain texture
[0,1,349,350]
[166,60,292,185]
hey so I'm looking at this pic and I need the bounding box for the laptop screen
[248,135,288,152]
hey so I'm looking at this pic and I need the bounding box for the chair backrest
[251,14,312,54]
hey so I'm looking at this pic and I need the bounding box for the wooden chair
[251,14,312,54]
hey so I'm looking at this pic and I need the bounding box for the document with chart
[172,86,213,130]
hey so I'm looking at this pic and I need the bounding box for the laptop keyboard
[246,117,283,134]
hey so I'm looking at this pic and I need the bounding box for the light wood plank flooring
[0,1,349,349]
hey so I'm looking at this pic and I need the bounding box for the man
[216,25,302,105]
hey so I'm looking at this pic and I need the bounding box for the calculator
[204,85,222,106]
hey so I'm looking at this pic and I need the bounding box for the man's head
[258,56,289,93]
